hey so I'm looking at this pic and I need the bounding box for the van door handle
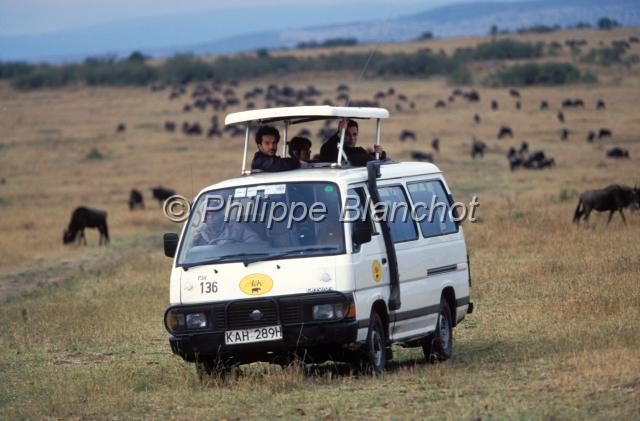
[381,258,387,265]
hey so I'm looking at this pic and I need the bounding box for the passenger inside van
[319,119,387,166]
[191,209,262,246]
[251,125,300,172]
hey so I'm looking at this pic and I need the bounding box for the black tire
[363,311,387,374]
[195,356,228,381]
[422,298,453,363]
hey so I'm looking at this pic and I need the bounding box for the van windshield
[177,182,344,268]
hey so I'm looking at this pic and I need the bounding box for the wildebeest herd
[83,80,637,246]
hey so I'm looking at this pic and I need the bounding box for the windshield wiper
[242,246,340,266]
[181,252,271,270]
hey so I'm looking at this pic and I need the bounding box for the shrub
[85,148,105,160]
[485,62,595,86]
[454,39,544,61]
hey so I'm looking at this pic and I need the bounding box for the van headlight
[166,310,208,332]
[185,312,208,329]
[312,303,352,320]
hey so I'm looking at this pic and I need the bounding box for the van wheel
[363,311,387,374]
[422,298,453,363]
[195,356,228,381]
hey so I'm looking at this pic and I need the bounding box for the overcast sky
[0,0,485,36]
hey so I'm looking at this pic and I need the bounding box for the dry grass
[1,28,639,419]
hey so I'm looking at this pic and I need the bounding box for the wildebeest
[573,184,640,225]
[606,147,630,159]
[497,126,513,139]
[586,131,596,142]
[399,130,417,142]
[473,113,481,124]
[557,111,565,123]
[471,139,486,159]
[598,128,612,139]
[540,100,549,110]
[164,121,176,132]
[435,100,446,108]
[128,189,144,210]
[596,99,606,110]
[63,207,109,246]
[519,142,529,154]
[508,88,520,98]
[410,151,433,162]
[490,100,498,111]
[116,123,126,133]
[560,128,569,141]
[431,138,440,152]
[151,186,176,205]
[515,101,521,110]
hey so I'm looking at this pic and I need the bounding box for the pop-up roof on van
[224,106,390,175]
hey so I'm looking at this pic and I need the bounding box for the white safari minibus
[163,106,473,376]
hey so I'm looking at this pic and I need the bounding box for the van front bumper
[165,292,360,363]
[169,319,359,363]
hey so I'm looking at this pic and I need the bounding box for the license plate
[224,325,282,345]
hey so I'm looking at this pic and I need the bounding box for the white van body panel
[168,161,471,347]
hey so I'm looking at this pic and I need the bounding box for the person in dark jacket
[288,136,312,163]
[318,119,386,166]
[251,125,300,172]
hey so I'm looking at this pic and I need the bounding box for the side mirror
[352,220,372,246]
[163,233,179,258]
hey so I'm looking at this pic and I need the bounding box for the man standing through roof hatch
[251,125,300,172]
[319,119,386,166]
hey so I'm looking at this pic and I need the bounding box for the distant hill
[179,0,640,56]
[1,0,638,62]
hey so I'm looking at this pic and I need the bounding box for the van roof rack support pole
[375,118,381,160]
[334,126,347,167]
[282,120,289,157]
[241,124,250,175]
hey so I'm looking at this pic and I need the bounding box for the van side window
[347,187,376,252]
[377,186,418,243]
[407,180,458,238]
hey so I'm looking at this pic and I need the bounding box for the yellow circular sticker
[372,260,382,283]
[239,274,273,296]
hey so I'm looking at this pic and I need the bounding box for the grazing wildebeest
[128,189,144,210]
[410,151,433,162]
[473,113,481,124]
[435,100,446,108]
[151,186,176,205]
[573,185,640,225]
[116,123,126,133]
[164,121,176,132]
[508,88,520,98]
[557,111,565,123]
[431,138,440,152]
[596,99,606,110]
[606,147,630,159]
[398,94,408,102]
[471,139,486,159]
[183,104,192,112]
[464,90,480,102]
[587,131,596,142]
[490,100,498,111]
[63,207,109,246]
[399,130,417,142]
[497,126,513,139]
[540,100,549,110]
[598,128,612,139]
[560,128,569,141]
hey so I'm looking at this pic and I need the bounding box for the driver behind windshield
[191,209,261,246]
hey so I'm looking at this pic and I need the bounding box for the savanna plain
[0,28,639,419]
